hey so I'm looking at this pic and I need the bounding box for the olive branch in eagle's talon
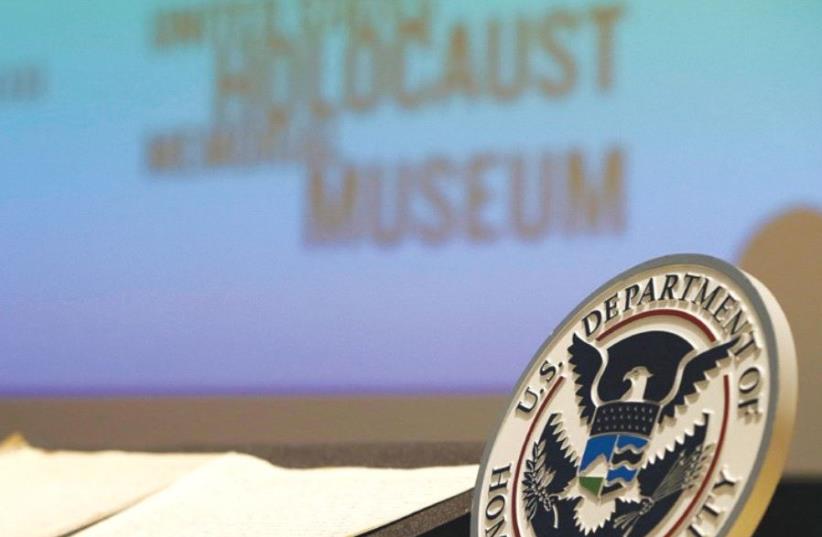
[522,439,561,528]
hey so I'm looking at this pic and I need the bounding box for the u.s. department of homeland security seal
[472,255,797,537]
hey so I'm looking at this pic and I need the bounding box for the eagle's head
[623,366,653,382]
[623,366,653,401]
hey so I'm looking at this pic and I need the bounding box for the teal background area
[2,1,821,394]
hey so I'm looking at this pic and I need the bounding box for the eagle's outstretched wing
[568,333,604,424]
[658,337,738,423]
[522,413,578,522]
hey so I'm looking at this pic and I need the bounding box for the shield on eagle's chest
[577,401,658,496]
[578,433,648,496]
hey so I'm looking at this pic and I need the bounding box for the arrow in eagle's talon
[611,496,655,537]
[638,496,655,515]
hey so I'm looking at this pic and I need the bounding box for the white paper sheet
[76,453,478,537]
[0,445,218,537]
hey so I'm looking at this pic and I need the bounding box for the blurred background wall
[1,1,820,474]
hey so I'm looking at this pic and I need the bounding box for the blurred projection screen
[2,1,822,395]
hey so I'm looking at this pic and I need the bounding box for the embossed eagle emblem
[522,331,737,536]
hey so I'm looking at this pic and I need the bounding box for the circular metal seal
[471,254,796,537]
